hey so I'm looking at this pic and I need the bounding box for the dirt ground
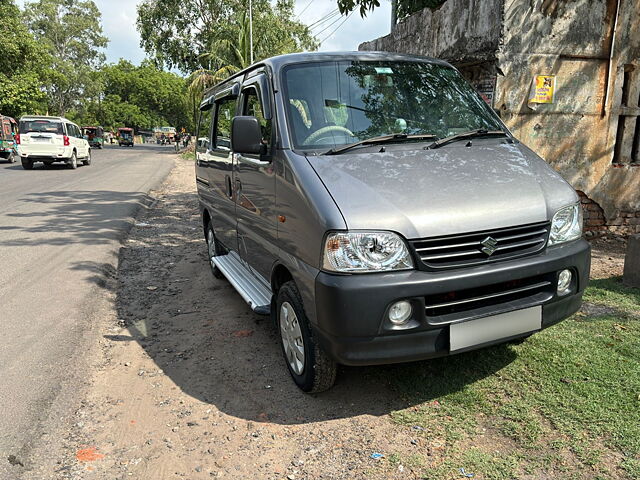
[588,235,627,279]
[25,158,630,480]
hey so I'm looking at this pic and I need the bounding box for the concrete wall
[360,0,640,234]
[496,0,640,233]
[359,0,503,64]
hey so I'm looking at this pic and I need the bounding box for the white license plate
[33,137,50,143]
[450,306,541,352]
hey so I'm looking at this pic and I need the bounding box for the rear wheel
[82,150,92,166]
[8,151,16,163]
[21,159,33,170]
[276,281,337,393]
[206,222,225,280]
[68,151,77,169]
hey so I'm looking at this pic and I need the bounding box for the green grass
[384,276,640,479]
[180,151,195,161]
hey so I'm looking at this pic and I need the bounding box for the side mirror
[232,116,267,156]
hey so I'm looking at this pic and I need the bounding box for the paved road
[0,144,175,475]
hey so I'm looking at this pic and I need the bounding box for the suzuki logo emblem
[481,236,498,256]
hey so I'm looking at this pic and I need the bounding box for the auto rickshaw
[117,127,134,147]
[82,126,104,148]
[0,114,18,163]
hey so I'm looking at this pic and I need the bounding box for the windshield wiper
[324,133,437,155]
[426,129,511,149]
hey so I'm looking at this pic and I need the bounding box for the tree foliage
[92,60,192,131]
[24,0,108,115]
[337,0,446,19]
[136,0,318,74]
[0,0,50,118]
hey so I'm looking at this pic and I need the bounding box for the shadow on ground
[2,190,154,247]
[102,185,519,426]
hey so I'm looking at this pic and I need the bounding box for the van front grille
[411,222,550,270]
[424,274,555,324]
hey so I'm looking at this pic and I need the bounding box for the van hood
[306,141,578,239]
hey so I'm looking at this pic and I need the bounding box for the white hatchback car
[17,116,91,170]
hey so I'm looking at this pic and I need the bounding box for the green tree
[99,60,192,131]
[136,0,317,74]
[0,0,50,118]
[337,0,446,19]
[187,10,253,101]
[185,1,318,121]
[24,0,108,115]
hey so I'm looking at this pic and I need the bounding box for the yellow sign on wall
[530,75,556,104]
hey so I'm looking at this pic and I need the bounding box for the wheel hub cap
[280,302,305,375]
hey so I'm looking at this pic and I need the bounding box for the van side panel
[274,150,346,324]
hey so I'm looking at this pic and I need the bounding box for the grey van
[195,52,590,393]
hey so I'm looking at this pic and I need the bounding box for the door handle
[225,175,233,198]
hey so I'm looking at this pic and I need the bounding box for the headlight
[323,231,414,273]
[549,203,583,246]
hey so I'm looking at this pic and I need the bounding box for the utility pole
[390,0,397,32]
[249,0,254,64]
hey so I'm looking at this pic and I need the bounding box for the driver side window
[242,87,272,147]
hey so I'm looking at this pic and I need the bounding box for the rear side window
[213,98,236,150]
[70,124,82,138]
[19,120,64,135]
[196,105,213,153]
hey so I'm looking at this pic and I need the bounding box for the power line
[313,10,346,37]
[308,8,340,29]
[319,10,354,45]
[295,0,313,19]
[309,11,341,31]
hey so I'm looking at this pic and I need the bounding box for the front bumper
[313,239,590,366]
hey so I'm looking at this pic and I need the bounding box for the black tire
[68,151,78,169]
[206,222,225,280]
[21,159,33,170]
[276,281,337,393]
[82,150,92,166]
[8,151,16,163]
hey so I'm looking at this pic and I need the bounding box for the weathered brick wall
[579,190,640,236]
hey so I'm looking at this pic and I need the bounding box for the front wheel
[276,281,337,393]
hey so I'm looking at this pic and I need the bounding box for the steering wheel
[303,125,354,145]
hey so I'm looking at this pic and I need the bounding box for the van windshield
[282,60,503,150]
[19,120,64,135]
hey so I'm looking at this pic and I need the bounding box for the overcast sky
[17,0,392,70]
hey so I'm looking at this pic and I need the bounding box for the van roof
[204,51,453,97]
[19,116,67,122]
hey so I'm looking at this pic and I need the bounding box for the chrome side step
[212,252,272,315]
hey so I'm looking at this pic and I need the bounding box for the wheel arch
[271,263,294,295]
[202,208,212,240]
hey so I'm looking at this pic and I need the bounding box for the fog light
[557,269,572,295]
[389,300,412,325]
